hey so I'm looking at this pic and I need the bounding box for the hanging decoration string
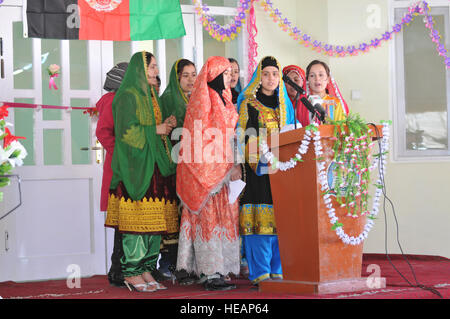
[194,1,449,68]
[192,0,253,42]
[247,0,258,80]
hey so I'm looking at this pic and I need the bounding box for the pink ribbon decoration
[49,73,59,90]
[247,0,258,80]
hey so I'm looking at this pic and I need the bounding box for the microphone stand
[283,73,325,126]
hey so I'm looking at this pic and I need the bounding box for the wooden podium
[259,125,386,295]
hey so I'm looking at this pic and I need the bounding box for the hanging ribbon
[49,73,59,90]
[247,0,258,80]
[47,64,60,90]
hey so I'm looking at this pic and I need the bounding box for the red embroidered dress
[176,56,240,277]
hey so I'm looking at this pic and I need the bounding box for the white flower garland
[260,122,391,246]
[260,127,315,172]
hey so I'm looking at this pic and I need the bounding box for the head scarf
[109,51,176,201]
[261,56,279,69]
[282,65,309,126]
[237,56,295,127]
[104,62,128,92]
[208,73,226,105]
[325,78,349,115]
[176,56,238,214]
[160,59,192,129]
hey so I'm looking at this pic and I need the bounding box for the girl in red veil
[176,56,241,291]
[282,65,310,126]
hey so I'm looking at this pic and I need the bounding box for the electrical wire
[368,124,443,299]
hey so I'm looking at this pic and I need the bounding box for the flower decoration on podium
[260,114,391,246]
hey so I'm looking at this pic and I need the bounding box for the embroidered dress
[104,51,178,277]
[158,59,193,274]
[322,94,346,121]
[176,56,240,278]
[236,56,295,284]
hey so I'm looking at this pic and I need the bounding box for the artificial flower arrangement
[328,113,379,218]
[260,113,391,245]
[83,107,99,118]
[0,104,27,201]
[48,64,60,90]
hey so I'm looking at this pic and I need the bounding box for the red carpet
[0,254,448,300]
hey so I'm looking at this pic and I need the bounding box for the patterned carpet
[0,254,448,300]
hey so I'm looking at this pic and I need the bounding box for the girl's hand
[230,164,242,181]
[156,123,173,136]
[165,115,177,128]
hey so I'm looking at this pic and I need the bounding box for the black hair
[261,56,278,70]
[228,58,240,67]
[177,59,195,80]
[145,52,155,66]
[306,60,331,79]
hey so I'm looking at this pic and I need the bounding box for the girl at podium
[305,60,349,121]
[236,56,295,285]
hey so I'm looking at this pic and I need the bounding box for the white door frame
[0,4,106,282]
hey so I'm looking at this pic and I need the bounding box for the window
[393,3,450,160]
[156,0,247,90]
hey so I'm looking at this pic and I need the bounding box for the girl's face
[308,63,329,97]
[285,70,304,98]
[179,64,197,95]
[230,62,240,89]
[261,66,280,95]
[223,67,232,89]
[147,56,159,87]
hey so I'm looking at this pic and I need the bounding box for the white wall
[254,0,450,258]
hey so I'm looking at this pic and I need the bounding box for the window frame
[154,1,248,91]
[390,1,450,162]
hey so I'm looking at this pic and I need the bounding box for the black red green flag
[25,0,186,41]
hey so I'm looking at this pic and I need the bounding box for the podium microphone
[282,74,325,123]
[312,103,326,122]
[282,73,305,95]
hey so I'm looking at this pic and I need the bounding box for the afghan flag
[24,0,186,41]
